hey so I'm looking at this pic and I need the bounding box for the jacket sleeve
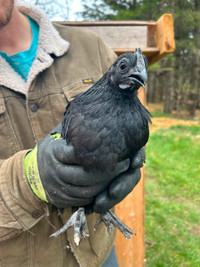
[0,151,47,241]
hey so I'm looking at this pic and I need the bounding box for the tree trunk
[163,70,173,113]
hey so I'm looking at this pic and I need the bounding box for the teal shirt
[0,16,39,81]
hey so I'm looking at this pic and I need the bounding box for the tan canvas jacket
[0,1,117,266]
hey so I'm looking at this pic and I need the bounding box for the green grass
[150,111,177,118]
[145,125,200,267]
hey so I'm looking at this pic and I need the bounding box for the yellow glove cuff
[24,146,48,203]
[50,132,62,140]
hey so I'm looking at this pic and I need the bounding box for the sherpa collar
[0,0,69,95]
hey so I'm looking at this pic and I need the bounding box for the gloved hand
[24,124,137,209]
[93,148,145,213]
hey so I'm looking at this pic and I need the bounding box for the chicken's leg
[50,207,89,246]
[94,211,135,241]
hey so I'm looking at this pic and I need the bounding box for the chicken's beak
[128,68,148,87]
[137,69,148,83]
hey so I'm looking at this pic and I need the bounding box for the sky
[52,0,84,21]
[27,0,84,21]
[69,0,83,20]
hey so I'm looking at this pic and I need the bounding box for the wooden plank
[148,14,175,65]
[59,22,149,50]
[60,20,156,26]
[147,24,157,48]
[60,23,160,63]
[84,26,147,51]
[59,15,175,65]
[75,26,148,49]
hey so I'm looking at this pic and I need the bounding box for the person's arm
[0,151,47,241]
[0,124,132,241]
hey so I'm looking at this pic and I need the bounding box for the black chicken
[51,49,151,246]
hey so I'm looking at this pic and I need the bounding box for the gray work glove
[93,149,145,213]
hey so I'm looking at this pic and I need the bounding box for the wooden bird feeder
[60,14,175,267]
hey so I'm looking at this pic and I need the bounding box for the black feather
[62,51,151,172]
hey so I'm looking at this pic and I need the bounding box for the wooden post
[115,168,145,267]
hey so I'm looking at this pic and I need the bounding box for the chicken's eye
[119,61,127,71]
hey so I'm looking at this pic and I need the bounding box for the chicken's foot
[50,208,135,246]
[50,207,89,246]
[94,211,135,241]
